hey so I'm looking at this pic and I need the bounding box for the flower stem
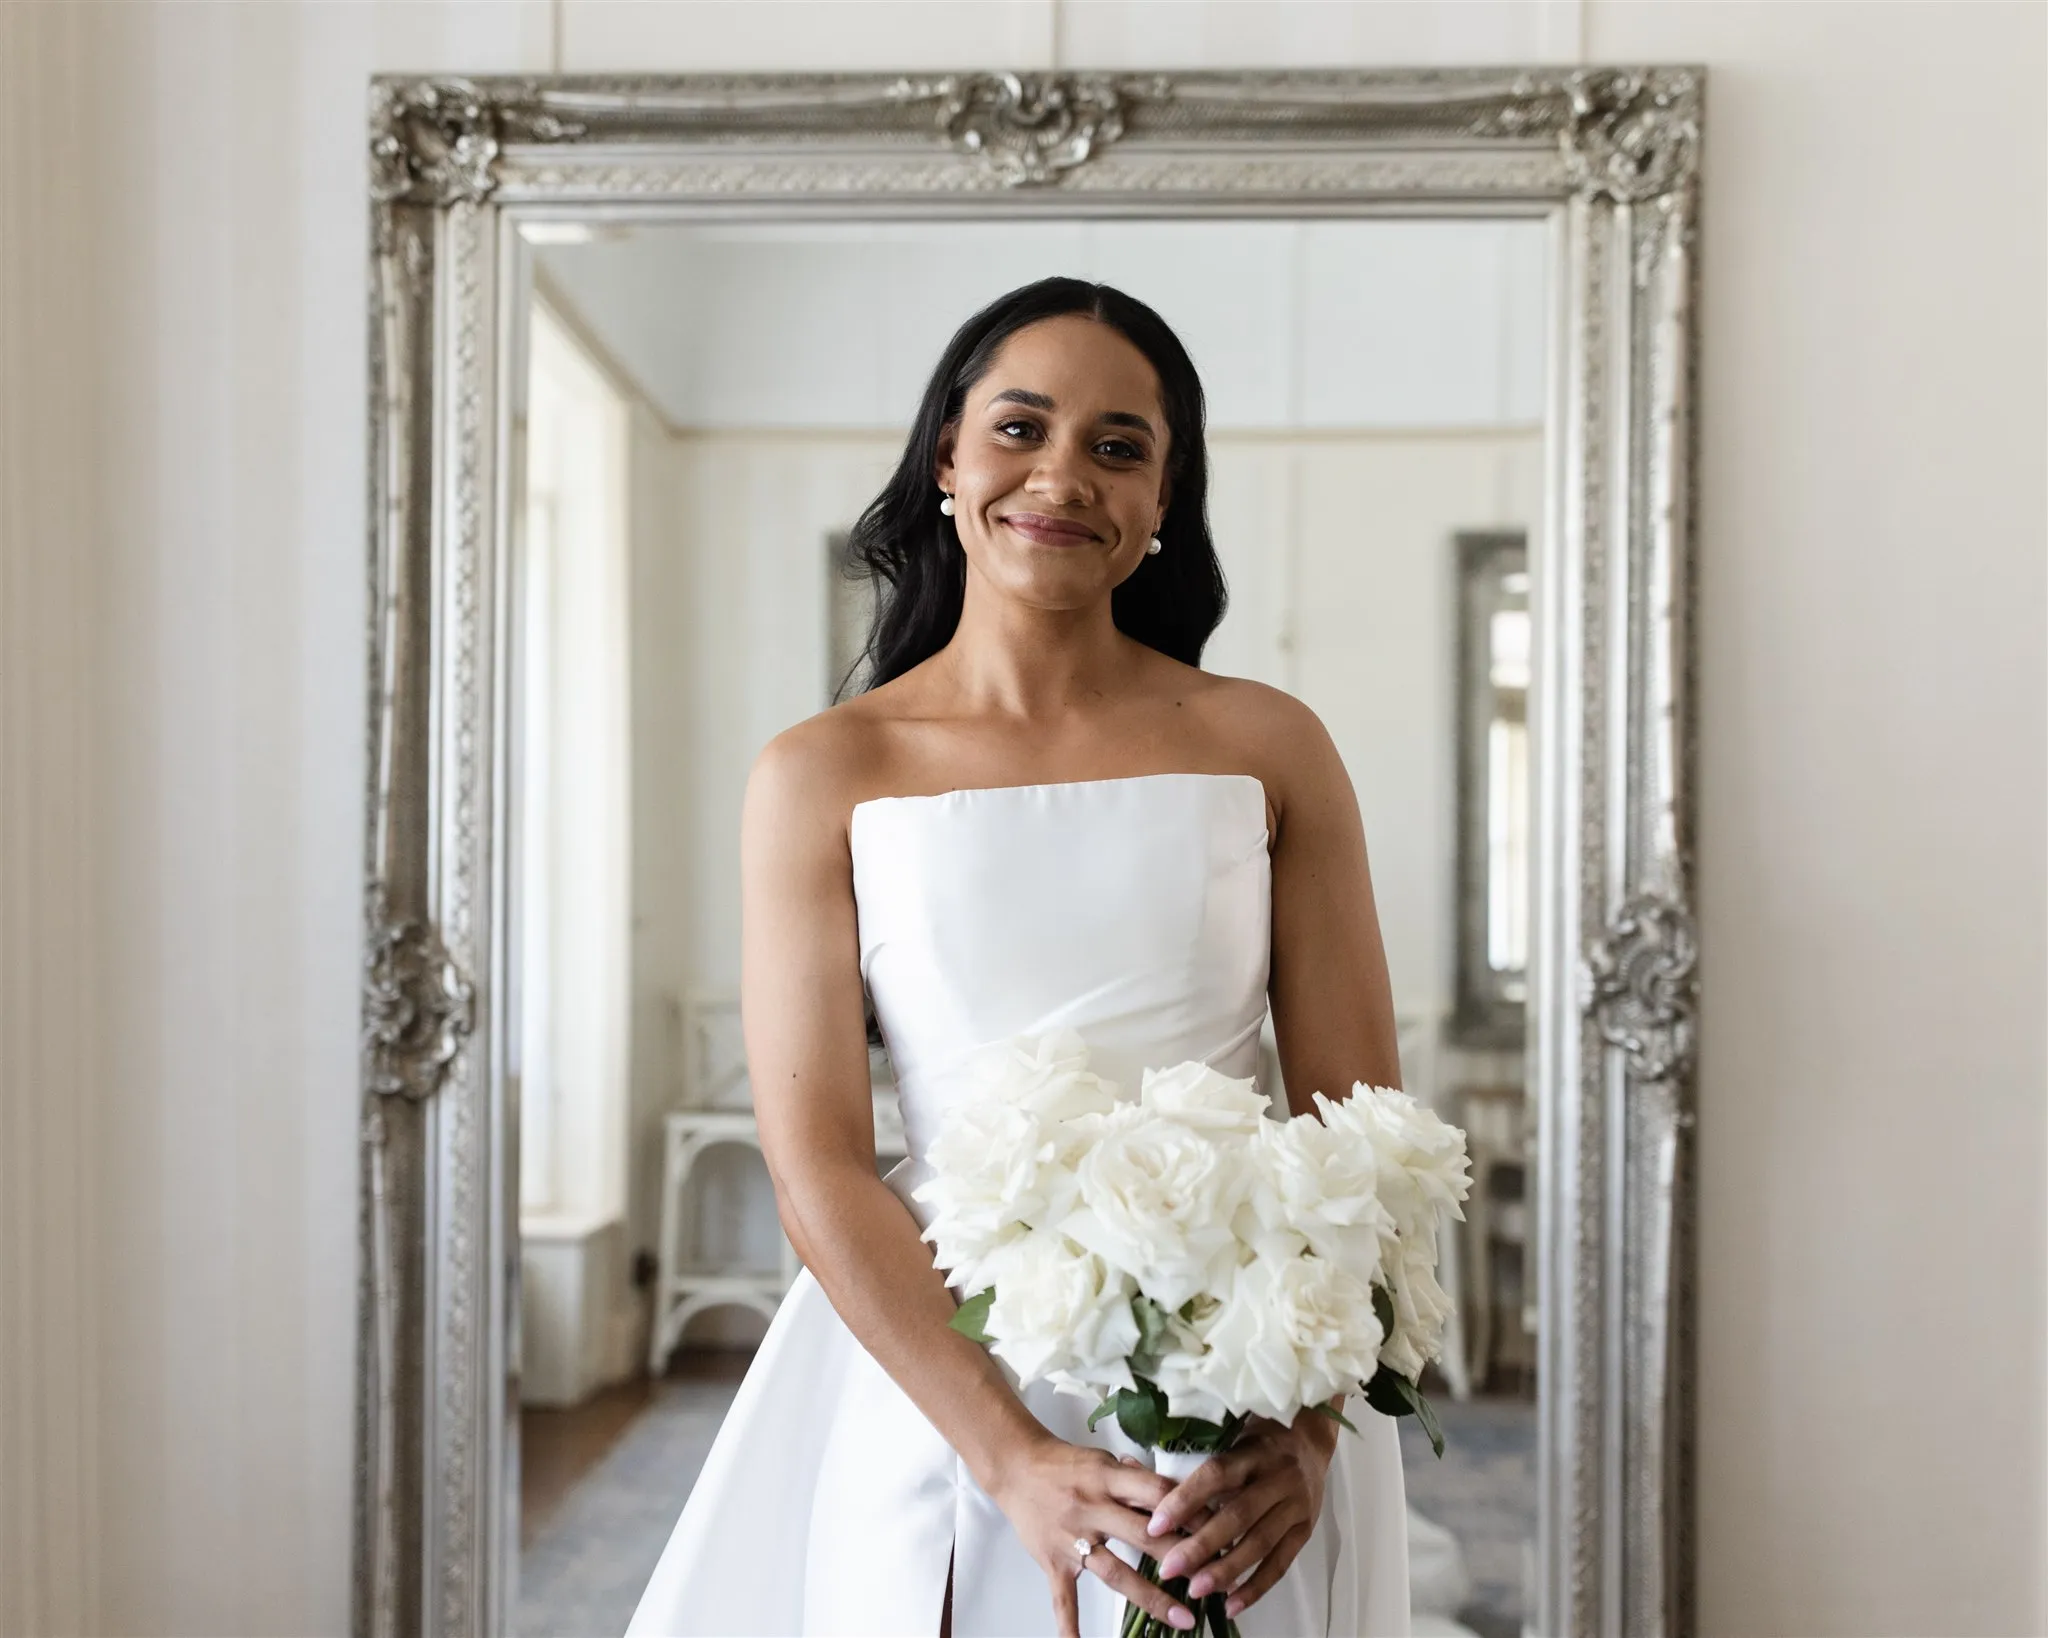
[1120,1552,1243,1638]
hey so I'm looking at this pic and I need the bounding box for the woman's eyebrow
[988,387,1155,438]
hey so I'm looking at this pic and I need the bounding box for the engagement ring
[1072,1534,1097,1566]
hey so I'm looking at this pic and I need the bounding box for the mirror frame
[356,67,1703,1638]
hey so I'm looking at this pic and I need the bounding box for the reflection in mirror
[508,218,1544,1638]
[1454,532,1532,1048]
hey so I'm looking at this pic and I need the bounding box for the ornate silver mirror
[357,68,1701,1638]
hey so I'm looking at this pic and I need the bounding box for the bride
[626,277,1411,1638]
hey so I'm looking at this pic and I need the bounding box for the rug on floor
[516,1380,1535,1638]
[516,1379,737,1638]
[1399,1396,1536,1638]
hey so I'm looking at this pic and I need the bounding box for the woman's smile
[999,510,1103,547]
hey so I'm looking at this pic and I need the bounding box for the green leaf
[1405,1381,1446,1459]
[1161,1418,1237,1456]
[1088,1395,1117,1431]
[1361,1367,1447,1458]
[1362,1364,1411,1420]
[1114,1381,1165,1448]
[948,1287,994,1344]
[1313,1401,1361,1435]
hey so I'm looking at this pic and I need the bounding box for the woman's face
[935,313,1172,613]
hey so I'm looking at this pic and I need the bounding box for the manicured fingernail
[1168,1608,1195,1631]
[1225,1596,1246,1617]
[1147,1511,1170,1536]
[1157,1551,1183,1577]
[1187,1574,1212,1598]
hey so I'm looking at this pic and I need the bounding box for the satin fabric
[624,772,1411,1637]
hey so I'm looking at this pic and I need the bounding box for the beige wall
[0,3,2039,1636]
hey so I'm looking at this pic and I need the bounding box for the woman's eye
[995,418,1040,440]
[1097,439,1145,462]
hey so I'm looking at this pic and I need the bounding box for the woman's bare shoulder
[1166,668,1334,762]
[745,695,900,847]
[1167,668,1351,828]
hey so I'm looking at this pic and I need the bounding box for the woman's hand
[986,1438,1203,1638]
[1142,1408,1341,1619]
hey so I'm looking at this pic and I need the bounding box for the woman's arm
[738,731,1200,1637]
[1143,693,1401,1617]
[1263,700,1403,1109]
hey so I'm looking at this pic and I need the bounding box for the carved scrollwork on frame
[1560,67,1702,205]
[1587,892,1701,1086]
[893,72,1166,186]
[369,77,588,208]
[362,891,475,1101]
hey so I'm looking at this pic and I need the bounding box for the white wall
[0,4,2038,1636]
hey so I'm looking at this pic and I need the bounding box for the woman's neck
[935,584,1139,720]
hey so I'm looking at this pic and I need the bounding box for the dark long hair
[839,277,1227,696]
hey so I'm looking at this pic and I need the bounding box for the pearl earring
[938,494,955,517]
[1146,535,1163,555]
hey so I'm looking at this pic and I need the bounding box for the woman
[626,278,1411,1638]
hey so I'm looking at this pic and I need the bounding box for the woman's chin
[976,555,1122,610]
[1005,572,1123,613]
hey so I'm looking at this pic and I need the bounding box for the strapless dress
[624,772,1411,1637]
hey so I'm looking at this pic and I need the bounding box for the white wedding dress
[626,772,1411,1637]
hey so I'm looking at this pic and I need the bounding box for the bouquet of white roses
[911,1029,1471,1638]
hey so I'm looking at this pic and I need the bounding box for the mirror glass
[509,216,1547,1638]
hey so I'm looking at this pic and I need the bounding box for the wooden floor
[520,1348,754,1547]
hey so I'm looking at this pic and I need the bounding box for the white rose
[1147,1335,1233,1426]
[1377,1245,1459,1380]
[980,1232,1140,1395]
[1313,1086,1471,1377]
[1138,1059,1272,1135]
[1318,1085,1472,1235]
[1239,1115,1391,1280]
[1269,1254,1385,1407]
[1152,1257,1301,1424]
[1057,1103,1246,1310]
[1152,1254,1383,1424]
[968,1029,1123,1126]
[912,1101,1050,1290]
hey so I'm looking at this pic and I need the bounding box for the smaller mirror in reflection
[1454,531,1532,1046]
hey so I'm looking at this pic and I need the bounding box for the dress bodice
[850,771,1273,1214]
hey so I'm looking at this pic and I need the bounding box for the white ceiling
[536,217,1550,433]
